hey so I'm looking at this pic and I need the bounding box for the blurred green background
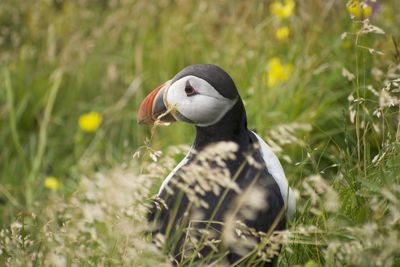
[1,1,400,265]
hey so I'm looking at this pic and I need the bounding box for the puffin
[137,64,295,266]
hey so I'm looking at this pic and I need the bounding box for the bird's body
[138,64,295,266]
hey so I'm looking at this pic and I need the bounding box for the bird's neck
[193,100,249,150]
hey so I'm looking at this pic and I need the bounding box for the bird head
[137,64,239,127]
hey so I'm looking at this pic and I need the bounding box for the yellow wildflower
[275,26,290,41]
[362,4,372,18]
[267,57,293,87]
[270,0,295,19]
[78,111,103,133]
[44,176,61,191]
[346,0,372,19]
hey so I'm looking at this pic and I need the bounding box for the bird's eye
[184,83,197,96]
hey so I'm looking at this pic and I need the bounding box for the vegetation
[0,1,399,266]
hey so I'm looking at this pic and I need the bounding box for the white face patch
[165,76,237,127]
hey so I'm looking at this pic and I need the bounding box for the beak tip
[137,80,172,126]
[136,118,143,124]
[137,117,153,125]
[137,109,154,125]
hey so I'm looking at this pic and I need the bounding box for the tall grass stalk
[26,70,62,208]
[4,69,27,173]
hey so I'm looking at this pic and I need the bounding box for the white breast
[158,149,191,195]
[251,131,296,219]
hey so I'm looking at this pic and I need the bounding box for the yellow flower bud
[270,0,295,19]
[363,5,372,18]
[44,176,61,191]
[78,112,103,133]
[266,57,293,87]
[347,1,373,19]
[275,26,290,41]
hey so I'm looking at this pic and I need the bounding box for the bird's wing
[251,131,296,219]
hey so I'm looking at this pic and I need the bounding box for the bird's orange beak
[137,80,175,125]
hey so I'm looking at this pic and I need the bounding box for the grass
[0,1,399,266]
